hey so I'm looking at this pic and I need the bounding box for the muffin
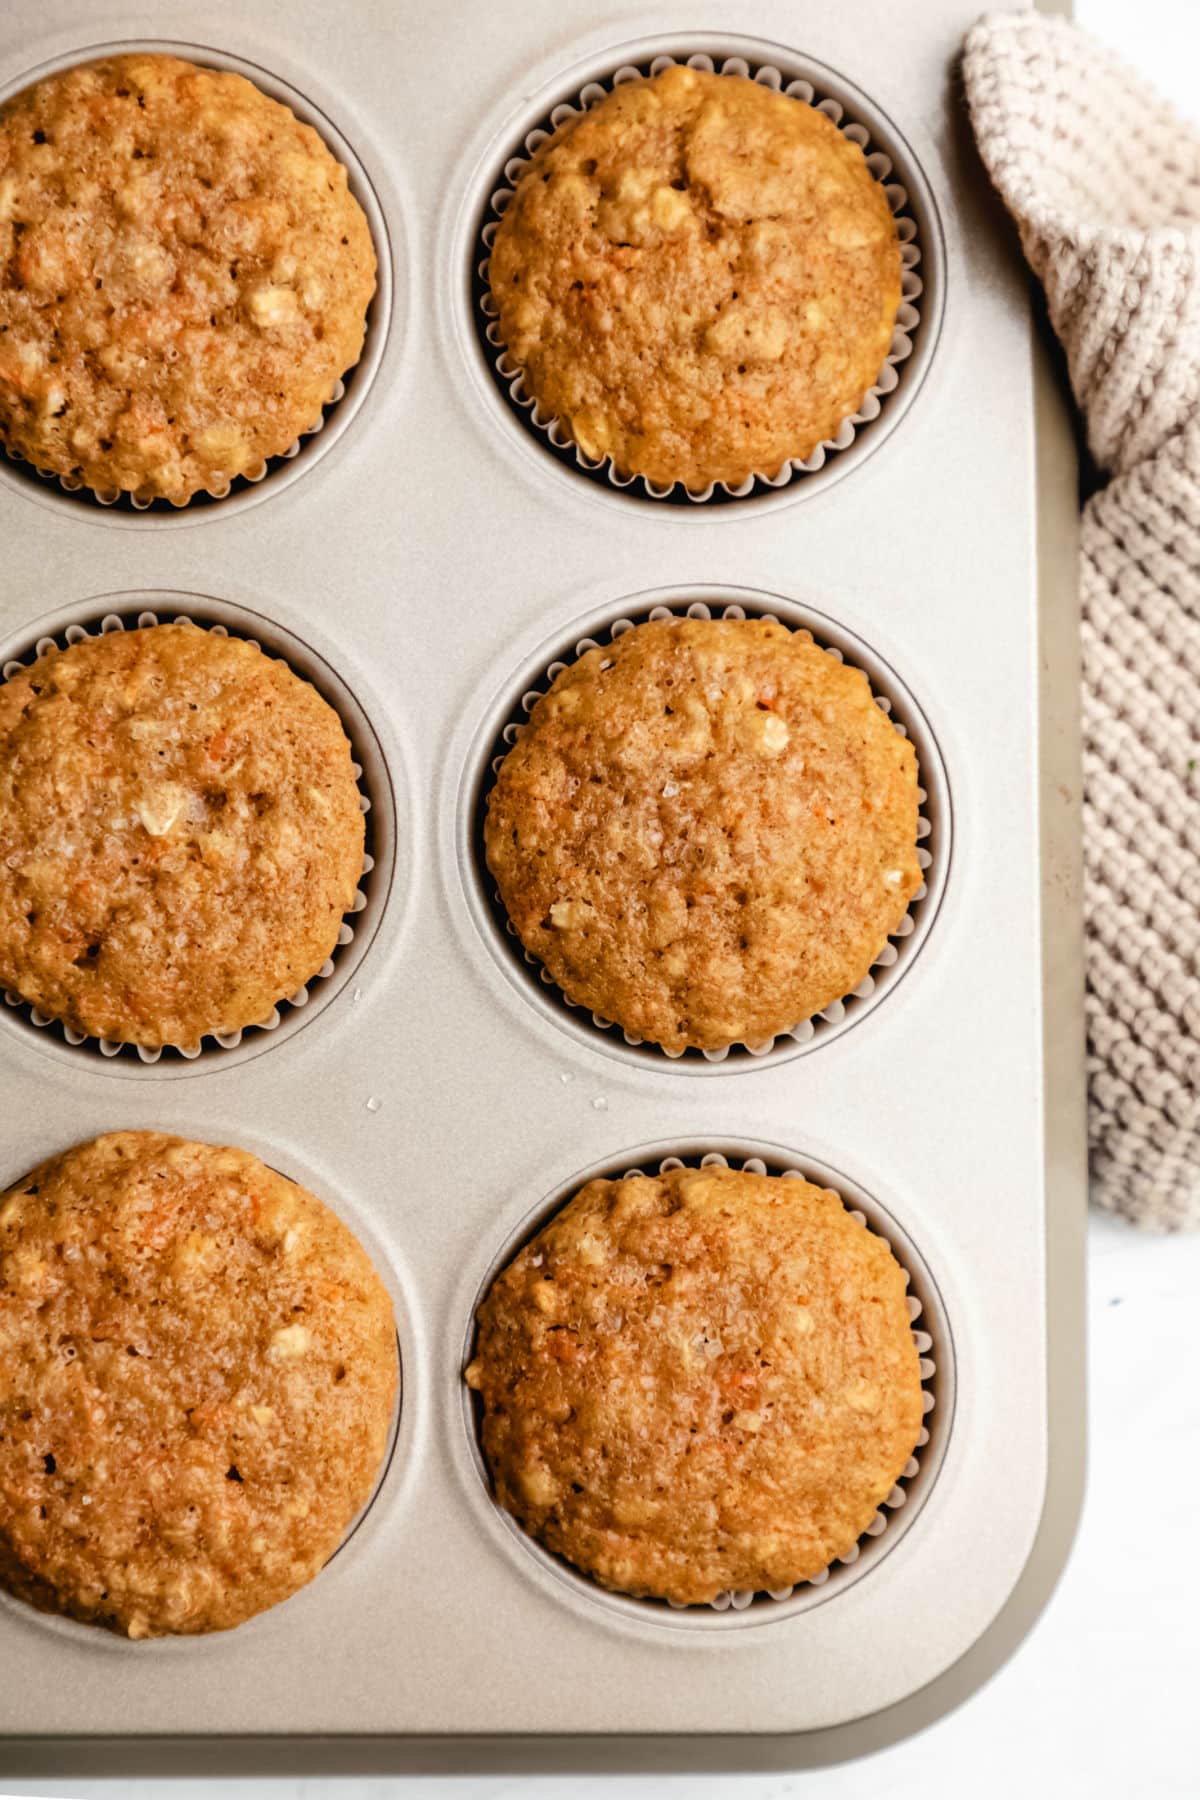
[0,1131,397,1637]
[488,64,901,490]
[467,1163,924,1605]
[484,616,922,1053]
[0,622,365,1049]
[0,53,376,504]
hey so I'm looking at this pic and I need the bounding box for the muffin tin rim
[441,28,949,521]
[0,589,405,1079]
[451,582,953,1076]
[0,32,402,528]
[452,1133,956,1640]
[0,1124,418,1656]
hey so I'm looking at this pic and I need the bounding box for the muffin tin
[0,0,1085,1777]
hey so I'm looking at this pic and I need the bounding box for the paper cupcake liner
[474,51,925,504]
[1,380,346,514]
[481,600,936,1064]
[0,608,375,1064]
[468,1149,939,1619]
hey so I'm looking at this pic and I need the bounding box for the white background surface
[4,1,1199,1796]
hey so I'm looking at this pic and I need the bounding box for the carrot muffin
[488,64,901,490]
[0,1131,397,1637]
[0,53,376,504]
[467,1163,923,1604]
[0,622,364,1048]
[484,616,921,1053]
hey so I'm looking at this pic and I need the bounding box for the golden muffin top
[484,617,921,1053]
[0,54,376,502]
[468,1164,924,1605]
[0,1131,397,1637]
[489,65,901,490]
[0,623,365,1048]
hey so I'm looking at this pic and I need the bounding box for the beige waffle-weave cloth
[964,10,1200,1229]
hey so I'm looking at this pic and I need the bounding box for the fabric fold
[965,11,1200,1228]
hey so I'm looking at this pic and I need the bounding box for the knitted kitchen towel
[964,10,1200,1230]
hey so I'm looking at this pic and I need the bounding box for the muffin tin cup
[0,0,1086,1762]
[461,1143,949,1632]
[469,590,944,1069]
[0,39,394,523]
[0,596,394,1073]
[473,48,928,506]
[0,1129,411,1655]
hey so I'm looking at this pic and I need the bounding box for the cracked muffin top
[489,64,901,490]
[0,622,364,1048]
[0,1131,397,1637]
[0,53,375,503]
[483,616,922,1054]
[467,1163,924,1605]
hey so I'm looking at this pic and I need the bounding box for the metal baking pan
[0,0,1085,1774]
